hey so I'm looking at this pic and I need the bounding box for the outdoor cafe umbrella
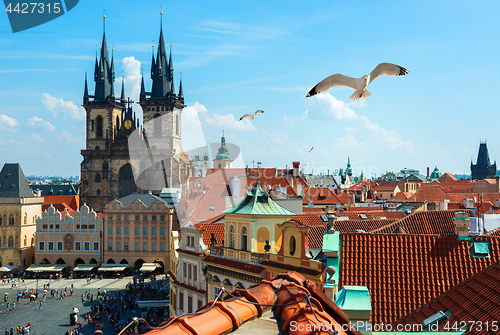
[94,331,103,334]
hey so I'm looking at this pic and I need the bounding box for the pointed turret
[93,14,114,101]
[179,72,183,99]
[140,69,146,97]
[83,71,89,100]
[120,75,125,102]
[150,14,173,98]
[169,44,175,94]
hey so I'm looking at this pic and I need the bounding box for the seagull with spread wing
[307,146,314,153]
[239,110,264,121]
[306,63,409,100]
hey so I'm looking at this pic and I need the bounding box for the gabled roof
[393,260,500,332]
[302,187,343,205]
[373,209,475,235]
[194,214,225,248]
[433,180,474,193]
[223,181,295,215]
[340,233,500,325]
[43,195,80,211]
[411,184,453,203]
[438,172,458,182]
[0,163,35,198]
[107,193,173,209]
[392,191,412,200]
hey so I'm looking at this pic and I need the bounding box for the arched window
[0,216,2,225]
[218,164,222,169]
[116,115,120,130]
[95,146,100,151]
[96,116,103,138]
[96,189,101,195]
[154,113,162,135]
[31,234,35,246]
[8,236,14,248]
[95,173,101,183]
[23,235,27,246]
[0,238,2,248]
[229,226,235,248]
[24,213,27,225]
[241,226,248,251]
[289,235,296,256]
[9,215,14,225]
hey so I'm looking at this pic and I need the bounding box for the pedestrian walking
[12,301,15,311]
[39,301,42,310]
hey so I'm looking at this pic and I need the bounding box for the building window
[124,215,129,221]
[183,262,187,278]
[116,242,121,251]
[160,242,165,251]
[57,241,63,251]
[135,227,140,235]
[75,241,81,251]
[241,226,248,251]
[214,287,220,299]
[229,225,235,248]
[135,242,140,251]
[9,215,14,225]
[194,266,197,281]
[23,235,27,247]
[93,242,99,252]
[143,227,148,235]
[176,115,179,136]
[124,242,129,251]
[95,173,101,183]
[84,241,90,251]
[116,215,121,221]
[48,241,54,251]
[143,215,148,221]
[108,242,112,251]
[135,215,139,221]
[112,204,117,209]
[124,227,129,235]
[152,215,157,221]
[154,113,162,135]
[289,235,296,256]
[107,215,113,221]
[151,242,157,251]
[142,242,148,251]
[179,292,184,311]
[151,227,157,235]
[116,227,121,235]
[160,227,165,235]
[135,205,139,209]
[96,116,103,137]
[188,264,192,279]
[39,241,45,251]
[160,215,165,221]
[188,296,192,313]
[198,300,203,310]
[108,226,112,235]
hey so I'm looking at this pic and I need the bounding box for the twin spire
[86,11,184,103]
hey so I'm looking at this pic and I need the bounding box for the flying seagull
[306,63,409,100]
[307,146,314,153]
[239,110,264,121]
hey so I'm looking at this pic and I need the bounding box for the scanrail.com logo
[4,0,79,32]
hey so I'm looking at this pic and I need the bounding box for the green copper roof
[430,166,442,179]
[214,132,231,161]
[223,181,295,215]
[335,285,371,311]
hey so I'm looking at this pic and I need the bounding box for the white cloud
[41,93,85,121]
[25,116,56,131]
[58,130,84,146]
[201,110,256,132]
[182,102,209,152]
[0,114,18,127]
[118,57,142,103]
[283,110,308,126]
[31,133,46,143]
[305,92,358,120]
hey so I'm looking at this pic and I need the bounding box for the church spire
[120,75,125,102]
[169,44,175,94]
[140,68,146,97]
[94,12,114,101]
[179,71,183,99]
[150,10,172,98]
[83,71,89,99]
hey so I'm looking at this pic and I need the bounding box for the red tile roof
[487,226,500,236]
[307,225,327,248]
[42,203,75,217]
[302,187,343,205]
[340,233,500,325]
[393,260,500,334]
[335,211,405,221]
[334,219,397,233]
[392,191,412,200]
[43,195,80,211]
[373,185,398,192]
[194,214,225,248]
[411,184,453,203]
[343,206,384,212]
[438,172,458,182]
[373,210,475,235]
[433,180,474,193]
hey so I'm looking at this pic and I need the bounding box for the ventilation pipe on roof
[292,161,300,179]
[326,205,336,231]
[440,199,449,211]
[464,198,474,209]
[427,167,430,178]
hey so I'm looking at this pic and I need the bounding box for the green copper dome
[430,166,442,179]
[214,132,231,161]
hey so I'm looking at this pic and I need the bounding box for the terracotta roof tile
[432,180,475,193]
[392,191,412,200]
[340,233,500,325]
[393,260,500,334]
[487,226,500,236]
[411,184,453,203]
[194,214,225,248]
[438,172,458,182]
[373,209,474,235]
[302,187,343,205]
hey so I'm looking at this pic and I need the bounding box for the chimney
[463,198,474,209]
[440,199,449,211]
[427,167,430,178]
[292,161,300,179]
[454,212,471,240]
[326,205,336,231]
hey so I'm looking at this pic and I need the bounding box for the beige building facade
[103,194,174,273]
[0,163,43,270]
[35,204,103,267]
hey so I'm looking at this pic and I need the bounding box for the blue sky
[1,0,499,178]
